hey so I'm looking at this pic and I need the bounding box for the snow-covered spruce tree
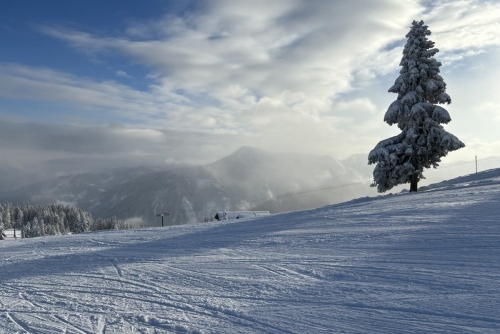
[368,20,464,193]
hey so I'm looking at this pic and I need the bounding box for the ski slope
[1,169,500,333]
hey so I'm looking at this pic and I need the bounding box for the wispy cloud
[0,63,190,125]
[1,0,499,172]
[29,1,422,142]
[116,70,130,78]
[424,0,500,63]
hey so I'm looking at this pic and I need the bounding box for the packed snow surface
[1,169,500,333]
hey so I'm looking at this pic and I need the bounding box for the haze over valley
[0,146,377,225]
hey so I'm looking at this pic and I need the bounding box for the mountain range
[0,146,374,225]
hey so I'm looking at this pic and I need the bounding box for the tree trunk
[410,174,418,192]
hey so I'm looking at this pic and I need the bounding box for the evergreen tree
[368,20,464,192]
[2,204,11,228]
[0,202,134,238]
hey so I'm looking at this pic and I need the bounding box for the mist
[0,117,365,188]
[2,127,494,227]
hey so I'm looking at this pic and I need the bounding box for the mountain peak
[207,146,270,168]
[232,146,268,156]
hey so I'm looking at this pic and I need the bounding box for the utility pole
[13,219,18,239]
[156,212,169,227]
[475,155,478,174]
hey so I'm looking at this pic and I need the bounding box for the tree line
[0,203,138,238]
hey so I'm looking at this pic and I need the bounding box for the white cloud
[424,0,500,63]
[336,98,378,115]
[1,0,499,170]
[0,63,190,124]
[116,70,130,78]
[29,1,422,149]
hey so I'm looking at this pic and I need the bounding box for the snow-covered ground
[1,169,500,333]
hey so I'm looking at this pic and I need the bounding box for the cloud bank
[1,0,500,180]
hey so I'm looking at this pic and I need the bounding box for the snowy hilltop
[1,168,500,333]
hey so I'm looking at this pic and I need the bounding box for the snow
[370,20,464,193]
[432,105,451,124]
[1,169,500,333]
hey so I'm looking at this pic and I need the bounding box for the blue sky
[1,0,500,179]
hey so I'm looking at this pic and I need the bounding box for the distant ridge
[1,146,370,225]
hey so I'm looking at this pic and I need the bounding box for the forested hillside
[0,203,136,238]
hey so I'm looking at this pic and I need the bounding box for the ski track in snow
[1,171,500,333]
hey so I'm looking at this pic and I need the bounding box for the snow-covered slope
[1,169,499,333]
